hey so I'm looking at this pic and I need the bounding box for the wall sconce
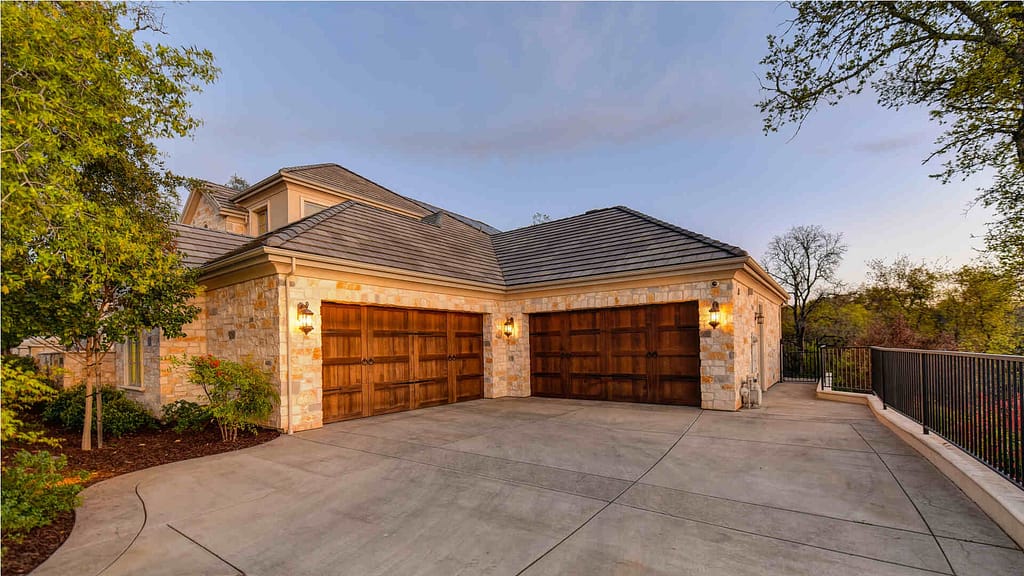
[708,301,721,329]
[755,307,764,325]
[297,302,315,335]
[502,317,515,338]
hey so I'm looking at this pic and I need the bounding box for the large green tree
[759,2,1024,277]
[1,2,218,449]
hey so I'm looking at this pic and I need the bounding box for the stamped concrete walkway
[34,382,1024,575]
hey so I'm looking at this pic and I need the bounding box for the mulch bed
[2,422,279,575]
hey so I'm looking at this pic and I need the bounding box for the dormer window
[303,201,328,217]
[255,208,268,235]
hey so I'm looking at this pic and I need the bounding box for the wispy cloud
[378,4,755,158]
[853,133,929,154]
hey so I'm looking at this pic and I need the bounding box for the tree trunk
[96,366,104,449]
[82,343,93,451]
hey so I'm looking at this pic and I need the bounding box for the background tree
[938,263,1022,353]
[225,173,250,191]
[532,212,552,225]
[759,2,1024,279]
[1,2,218,450]
[859,256,950,348]
[763,225,848,348]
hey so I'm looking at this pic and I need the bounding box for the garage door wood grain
[529,302,701,406]
[321,304,485,423]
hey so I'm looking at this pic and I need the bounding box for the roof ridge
[612,206,747,257]
[279,162,339,172]
[495,206,620,236]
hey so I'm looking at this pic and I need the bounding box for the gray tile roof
[276,164,433,217]
[492,207,747,286]
[199,181,247,215]
[208,202,506,285]
[171,224,252,268]
[192,202,746,288]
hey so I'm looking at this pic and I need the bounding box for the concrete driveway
[34,382,1023,575]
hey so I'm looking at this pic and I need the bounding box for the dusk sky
[151,2,993,286]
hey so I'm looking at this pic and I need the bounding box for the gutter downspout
[284,257,296,435]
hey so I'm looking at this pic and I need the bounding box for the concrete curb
[816,383,1024,549]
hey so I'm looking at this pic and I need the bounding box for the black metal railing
[820,346,872,392]
[781,341,821,380]
[872,347,1023,489]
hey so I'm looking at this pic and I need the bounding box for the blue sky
[151,2,992,285]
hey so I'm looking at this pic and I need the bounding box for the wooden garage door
[321,304,484,423]
[529,302,701,406]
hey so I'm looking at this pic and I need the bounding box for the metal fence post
[819,345,826,388]
[920,353,929,435]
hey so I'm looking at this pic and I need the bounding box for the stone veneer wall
[275,274,746,430]
[204,277,284,426]
[146,271,776,431]
[189,192,249,235]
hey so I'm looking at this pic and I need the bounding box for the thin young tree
[1,2,218,449]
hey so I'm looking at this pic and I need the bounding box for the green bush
[1,450,87,541]
[1,358,58,446]
[183,355,276,441]
[42,384,157,437]
[2,354,40,374]
[161,399,212,433]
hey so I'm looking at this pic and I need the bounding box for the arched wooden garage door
[530,302,701,406]
[321,304,484,423]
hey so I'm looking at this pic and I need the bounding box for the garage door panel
[653,378,701,406]
[657,355,700,376]
[532,354,562,374]
[569,332,599,351]
[607,377,649,402]
[532,374,565,397]
[530,302,701,407]
[568,375,605,399]
[608,352,647,376]
[656,328,700,353]
[373,383,412,414]
[569,353,600,373]
[455,375,484,401]
[323,304,484,422]
[323,388,363,422]
[416,378,449,407]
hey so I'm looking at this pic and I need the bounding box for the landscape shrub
[183,355,276,441]
[1,357,58,446]
[0,451,87,542]
[161,399,212,433]
[42,384,157,437]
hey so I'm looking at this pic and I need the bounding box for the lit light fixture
[502,316,515,338]
[708,301,721,329]
[297,302,315,335]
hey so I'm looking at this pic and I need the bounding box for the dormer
[182,163,435,236]
[179,181,249,234]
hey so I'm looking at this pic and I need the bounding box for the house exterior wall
[260,269,763,431]
[189,194,226,231]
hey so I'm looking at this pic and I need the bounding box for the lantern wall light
[708,301,721,329]
[297,302,315,335]
[502,317,515,338]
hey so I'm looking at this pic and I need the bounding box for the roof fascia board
[503,257,751,293]
[740,257,789,302]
